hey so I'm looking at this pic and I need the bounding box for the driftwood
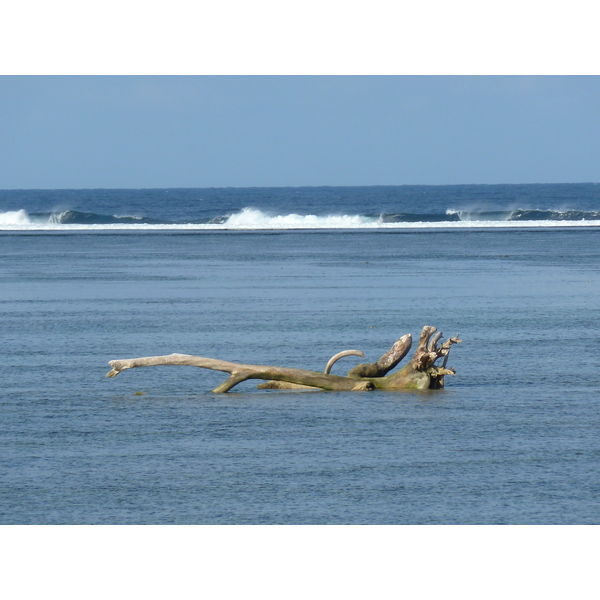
[106,326,461,393]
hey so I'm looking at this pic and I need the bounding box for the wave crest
[0,209,31,225]
[223,208,375,229]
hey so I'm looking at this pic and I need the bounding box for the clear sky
[1,75,599,189]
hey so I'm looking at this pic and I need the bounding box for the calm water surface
[1,229,599,523]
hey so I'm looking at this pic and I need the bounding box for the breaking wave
[0,209,31,226]
[2,206,600,231]
[217,208,372,229]
[443,208,600,222]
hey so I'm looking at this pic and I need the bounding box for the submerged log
[106,326,461,393]
[258,349,366,390]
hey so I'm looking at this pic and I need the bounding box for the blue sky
[1,76,599,188]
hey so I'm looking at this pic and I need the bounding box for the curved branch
[212,372,253,393]
[259,348,365,389]
[324,349,365,374]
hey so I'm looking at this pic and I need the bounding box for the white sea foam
[1,207,600,231]
[223,207,374,229]
[0,209,31,225]
[48,211,66,224]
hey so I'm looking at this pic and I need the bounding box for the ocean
[1,183,599,524]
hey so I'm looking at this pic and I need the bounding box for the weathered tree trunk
[106,326,461,393]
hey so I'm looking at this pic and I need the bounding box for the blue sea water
[1,184,600,524]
